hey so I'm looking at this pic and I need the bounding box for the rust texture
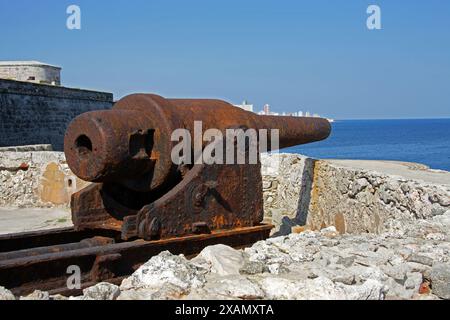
[64,94,331,241]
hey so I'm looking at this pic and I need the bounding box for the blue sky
[1,0,449,119]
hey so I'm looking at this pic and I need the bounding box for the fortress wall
[0,79,113,151]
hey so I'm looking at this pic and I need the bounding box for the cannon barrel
[64,94,331,192]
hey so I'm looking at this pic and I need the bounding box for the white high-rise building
[234,100,254,112]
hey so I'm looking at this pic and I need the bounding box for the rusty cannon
[0,93,331,296]
[64,94,331,241]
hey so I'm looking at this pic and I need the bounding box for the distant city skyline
[1,1,449,120]
[235,100,323,116]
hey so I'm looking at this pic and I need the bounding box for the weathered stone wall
[0,79,113,151]
[0,151,89,208]
[261,154,450,235]
[306,160,450,235]
[0,144,53,152]
[261,153,315,234]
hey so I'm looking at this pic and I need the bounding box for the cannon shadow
[271,157,317,237]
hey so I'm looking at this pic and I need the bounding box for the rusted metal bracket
[90,253,122,282]
[71,150,263,241]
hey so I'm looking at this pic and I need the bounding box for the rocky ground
[1,209,449,301]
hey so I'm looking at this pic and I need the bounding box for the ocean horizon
[285,118,450,172]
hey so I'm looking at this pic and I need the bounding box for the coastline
[285,118,450,172]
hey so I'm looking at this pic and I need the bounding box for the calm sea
[285,119,450,172]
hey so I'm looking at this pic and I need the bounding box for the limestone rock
[0,286,15,300]
[257,276,385,300]
[349,178,370,198]
[82,282,120,300]
[118,284,186,300]
[20,290,50,300]
[117,288,156,300]
[49,294,69,300]
[385,278,416,300]
[407,254,434,267]
[320,226,339,237]
[191,244,245,276]
[239,261,268,275]
[431,263,450,299]
[381,265,408,283]
[405,272,423,291]
[188,276,265,300]
[254,276,312,300]
[120,251,206,293]
[347,266,389,284]
[339,279,386,300]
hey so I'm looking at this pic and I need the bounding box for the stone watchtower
[0,61,61,86]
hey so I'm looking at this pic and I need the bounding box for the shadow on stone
[271,216,298,237]
[295,158,317,226]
